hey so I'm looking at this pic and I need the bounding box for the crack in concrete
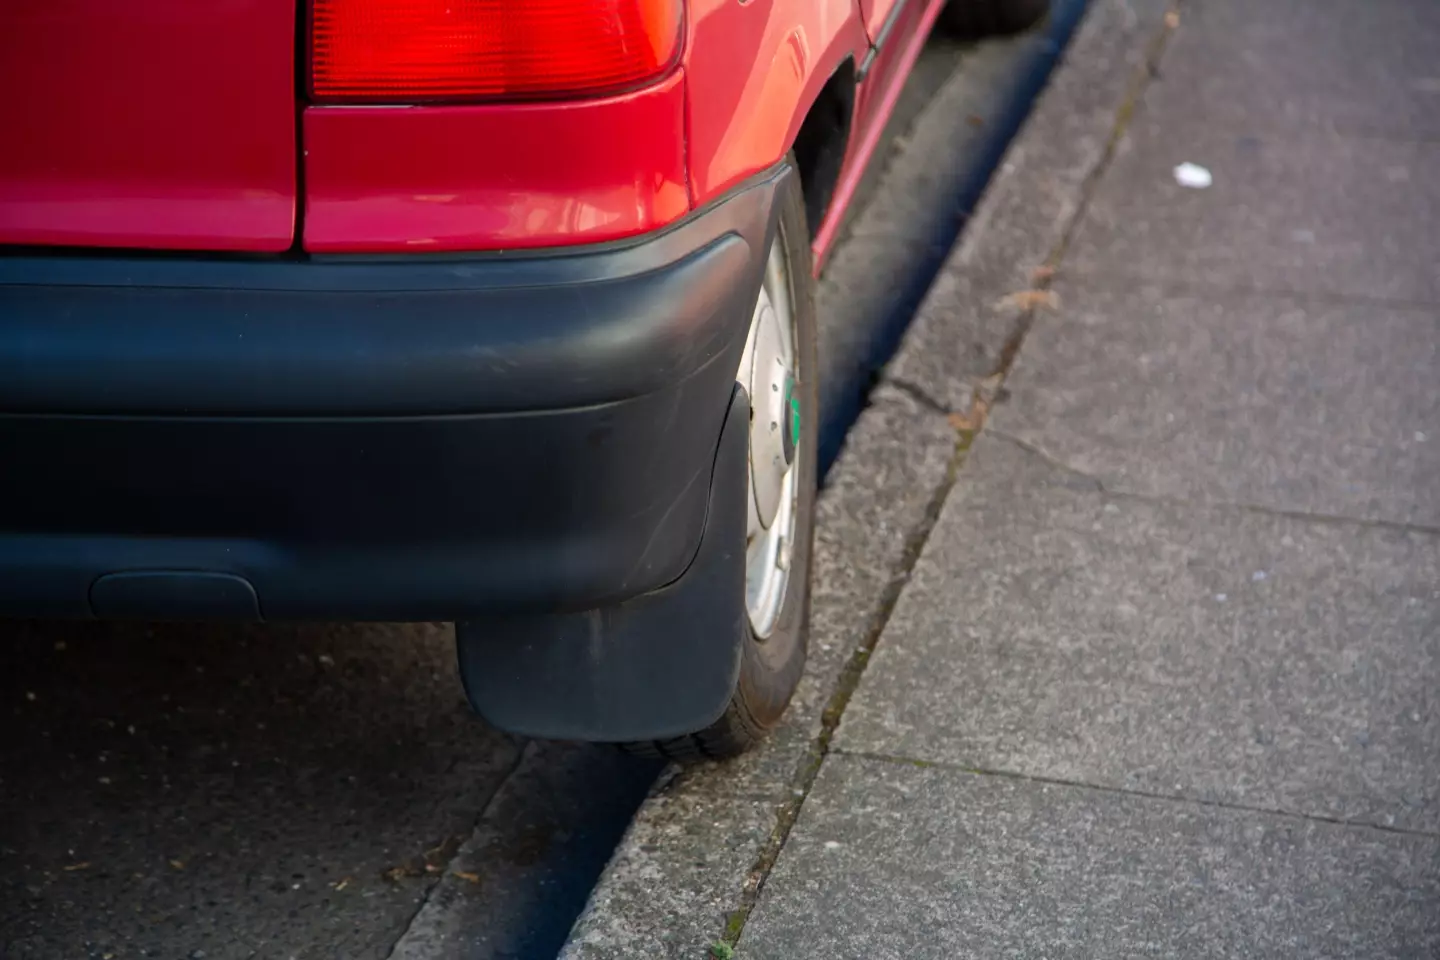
[985,428,1107,490]
[987,428,1440,538]
[833,749,1440,840]
[884,376,954,416]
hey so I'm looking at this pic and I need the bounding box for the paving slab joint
[831,749,1440,840]
[989,428,1440,538]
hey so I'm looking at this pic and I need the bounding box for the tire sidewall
[735,165,819,725]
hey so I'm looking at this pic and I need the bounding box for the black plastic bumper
[0,167,788,621]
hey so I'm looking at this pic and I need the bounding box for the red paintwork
[304,72,689,253]
[0,0,297,251]
[2,0,947,257]
[860,0,905,41]
[683,0,868,206]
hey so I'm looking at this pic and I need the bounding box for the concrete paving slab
[740,754,1440,960]
[1149,0,1440,139]
[889,0,1176,414]
[836,436,1440,833]
[560,386,960,959]
[993,282,1440,526]
[1065,106,1440,303]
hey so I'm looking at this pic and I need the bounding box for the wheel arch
[788,57,857,238]
[684,0,869,210]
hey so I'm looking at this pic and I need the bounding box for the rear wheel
[939,0,1050,37]
[626,169,818,762]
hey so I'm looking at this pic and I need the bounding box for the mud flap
[455,385,750,742]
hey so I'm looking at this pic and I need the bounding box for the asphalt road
[0,28,1053,960]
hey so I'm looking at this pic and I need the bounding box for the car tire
[625,164,818,762]
[938,0,1050,37]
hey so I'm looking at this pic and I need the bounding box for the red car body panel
[1,0,944,257]
[683,0,867,206]
[0,0,298,251]
[303,72,690,253]
[861,0,906,40]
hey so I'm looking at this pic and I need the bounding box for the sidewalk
[566,0,1440,955]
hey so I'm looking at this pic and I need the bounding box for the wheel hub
[747,297,791,530]
[782,374,799,467]
[736,239,801,639]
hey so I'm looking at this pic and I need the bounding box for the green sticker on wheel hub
[782,376,799,466]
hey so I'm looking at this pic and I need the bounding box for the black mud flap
[455,385,750,742]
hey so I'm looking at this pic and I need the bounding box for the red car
[0,0,1046,757]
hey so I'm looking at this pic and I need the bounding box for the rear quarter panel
[685,0,868,205]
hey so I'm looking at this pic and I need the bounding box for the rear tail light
[310,0,683,102]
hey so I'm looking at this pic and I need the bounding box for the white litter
[823,841,842,851]
[1173,162,1213,189]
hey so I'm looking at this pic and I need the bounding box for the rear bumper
[0,167,788,621]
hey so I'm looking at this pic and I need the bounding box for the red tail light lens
[310,0,683,101]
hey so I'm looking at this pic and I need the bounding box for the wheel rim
[736,236,801,639]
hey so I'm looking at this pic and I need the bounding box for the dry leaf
[63,861,92,872]
[948,399,989,432]
[1165,10,1179,27]
[994,290,1060,312]
[168,859,185,870]
[966,115,985,127]
[974,372,1004,403]
[423,835,464,862]
[1031,265,1055,282]
[453,870,481,884]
